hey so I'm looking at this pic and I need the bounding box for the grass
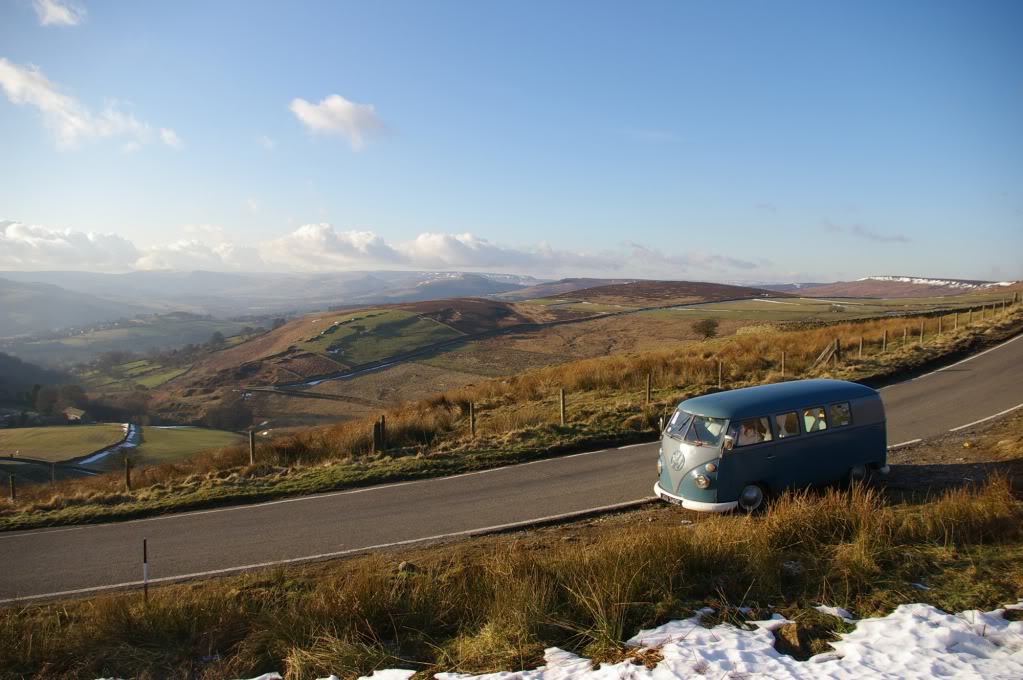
[0,423,125,462]
[299,309,463,365]
[1,478,1020,679]
[0,304,1019,531]
[86,427,246,473]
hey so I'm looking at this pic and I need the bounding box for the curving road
[2,334,1022,603]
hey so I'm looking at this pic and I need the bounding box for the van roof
[677,379,878,419]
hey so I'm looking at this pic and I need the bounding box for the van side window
[803,407,828,433]
[736,417,772,446]
[774,412,800,438]
[830,402,852,427]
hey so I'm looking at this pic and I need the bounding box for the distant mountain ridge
[0,270,547,337]
[796,276,1021,298]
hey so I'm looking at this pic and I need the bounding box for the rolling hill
[497,277,639,300]
[797,276,1021,298]
[0,277,151,337]
[550,280,792,306]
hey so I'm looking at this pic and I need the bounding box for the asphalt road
[2,334,1022,603]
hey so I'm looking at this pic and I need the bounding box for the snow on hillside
[857,276,1017,289]
[241,601,1023,680]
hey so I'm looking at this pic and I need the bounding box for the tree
[208,331,226,348]
[693,318,720,339]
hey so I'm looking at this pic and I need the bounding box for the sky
[1,0,1021,282]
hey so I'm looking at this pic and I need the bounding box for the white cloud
[0,59,176,150]
[159,128,182,148]
[0,221,138,270]
[33,0,86,26]
[289,94,385,150]
[0,220,769,278]
[244,198,261,214]
[261,223,401,268]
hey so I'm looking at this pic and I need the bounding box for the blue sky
[1,0,1021,281]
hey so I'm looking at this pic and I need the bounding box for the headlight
[657,458,663,475]
[694,474,710,489]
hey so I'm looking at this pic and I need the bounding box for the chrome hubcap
[739,485,763,510]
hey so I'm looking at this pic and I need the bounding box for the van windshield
[684,416,728,448]
[665,409,692,438]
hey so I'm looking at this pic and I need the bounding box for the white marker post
[143,538,149,605]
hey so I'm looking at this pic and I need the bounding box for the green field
[2,316,256,364]
[84,426,245,472]
[79,359,193,392]
[299,309,462,365]
[0,424,125,461]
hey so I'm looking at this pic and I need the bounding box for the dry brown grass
[2,478,1020,679]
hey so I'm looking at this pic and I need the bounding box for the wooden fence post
[143,539,149,607]
[969,308,974,325]
[469,402,476,438]
[559,389,566,426]
[781,351,786,377]
[125,456,132,492]
[954,312,959,331]
[903,326,908,346]
[834,338,842,364]
[645,373,652,404]
[858,336,863,358]
[938,316,943,335]
[717,360,723,388]
[882,329,888,352]
[372,420,381,453]
[248,430,256,465]
[919,319,925,344]
[379,415,386,451]
[8,475,14,501]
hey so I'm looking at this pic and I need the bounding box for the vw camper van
[655,379,888,512]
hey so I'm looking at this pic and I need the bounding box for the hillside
[552,279,791,306]
[801,276,1021,298]
[2,313,258,365]
[497,277,639,300]
[0,352,68,403]
[0,277,150,337]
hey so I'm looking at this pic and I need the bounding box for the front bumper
[654,482,738,513]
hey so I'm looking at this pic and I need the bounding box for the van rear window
[830,402,852,427]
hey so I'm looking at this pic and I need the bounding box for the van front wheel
[737,483,767,513]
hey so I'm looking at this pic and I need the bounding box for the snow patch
[79,423,139,465]
[232,602,1023,680]
[857,276,1018,289]
[815,605,856,622]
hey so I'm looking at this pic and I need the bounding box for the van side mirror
[723,435,735,451]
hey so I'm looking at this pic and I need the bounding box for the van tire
[847,464,873,486]
[737,483,767,514]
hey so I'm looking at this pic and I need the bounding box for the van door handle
[766,454,776,459]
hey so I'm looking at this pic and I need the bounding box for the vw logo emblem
[670,450,685,471]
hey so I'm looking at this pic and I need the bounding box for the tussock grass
[2,307,1020,530]
[2,479,1021,679]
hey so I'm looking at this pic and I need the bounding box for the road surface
[2,334,1022,603]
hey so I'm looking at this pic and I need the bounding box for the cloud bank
[289,94,386,150]
[0,59,180,150]
[0,220,769,279]
[32,0,85,26]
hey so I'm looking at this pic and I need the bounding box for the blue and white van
[655,379,888,512]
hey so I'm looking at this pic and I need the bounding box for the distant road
[2,334,1021,603]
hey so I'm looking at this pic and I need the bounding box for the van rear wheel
[737,483,767,513]
[847,464,873,486]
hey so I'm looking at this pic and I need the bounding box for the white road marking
[949,403,1023,432]
[879,333,1023,390]
[888,439,922,449]
[618,442,653,449]
[0,498,655,604]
